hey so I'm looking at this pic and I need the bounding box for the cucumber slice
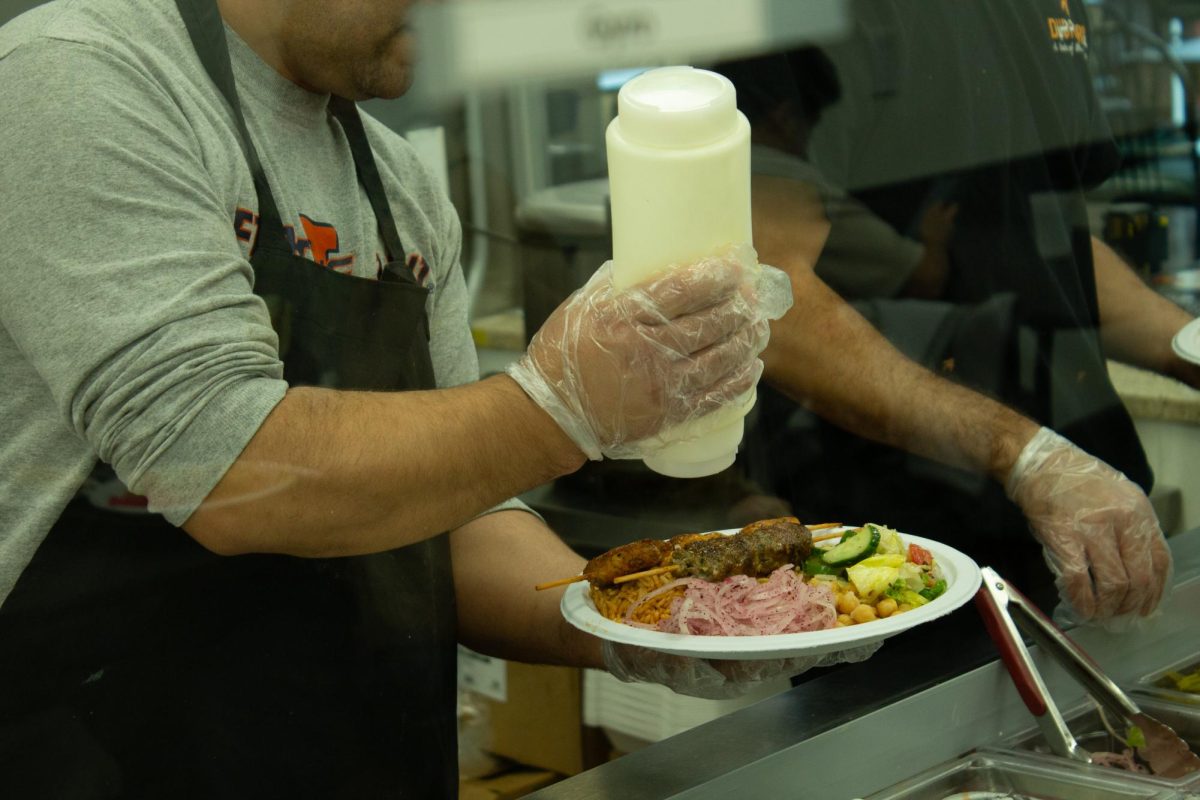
[802,554,842,577]
[820,525,880,567]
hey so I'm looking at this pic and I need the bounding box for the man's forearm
[1092,236,1198,384]
[750,172,1036,481]
[451,510,604,669]
[183,375,586,557]
[762,264,1039,483]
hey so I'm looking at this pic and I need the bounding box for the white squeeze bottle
[606,65,757,478]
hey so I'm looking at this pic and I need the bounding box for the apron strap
[329,97,409,268]
[173,0,291,257]
[172,0,416,279]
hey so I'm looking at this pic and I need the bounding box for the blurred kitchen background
[7,3,1200,793]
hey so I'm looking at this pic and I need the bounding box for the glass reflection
[497,0,1200,625]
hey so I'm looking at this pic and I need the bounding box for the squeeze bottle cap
[616,66,739,150]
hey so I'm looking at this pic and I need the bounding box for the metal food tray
[998,695,1200,788]
[863,750,1180,799]
[1136,654,1200,709]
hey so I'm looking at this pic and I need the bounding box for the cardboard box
[459,768,561,800]
[481,662,608,776]
[459,646,612,777]
[484,662,581,775]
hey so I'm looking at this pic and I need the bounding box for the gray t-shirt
[0,0,518,606]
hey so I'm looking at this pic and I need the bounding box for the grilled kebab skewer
[533,518,834,591]
[616,518,813,584]
[533,534,698,590]
[674,518,813,581]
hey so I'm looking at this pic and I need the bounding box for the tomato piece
[908,543,933,566]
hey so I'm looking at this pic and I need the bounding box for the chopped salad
[804,523,948,627]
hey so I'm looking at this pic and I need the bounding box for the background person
[721,0,1193,624]
[715,48,959,303]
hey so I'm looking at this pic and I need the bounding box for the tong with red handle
[974,566,1200,779]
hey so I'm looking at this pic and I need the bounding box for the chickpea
[836,613,854,627]
[875,597,898,618]
[896,603,914,614]
[850,604,877,624]
[836,592,860,615]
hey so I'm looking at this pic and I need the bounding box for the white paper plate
[561,529,981,660]
[1172,317,1200,366]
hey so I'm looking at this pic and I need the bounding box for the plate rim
[1171,317,1200,366]
[560,527,982,660]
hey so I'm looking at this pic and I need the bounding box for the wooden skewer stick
[808,522,843,531]
[613,564,679,585]
[533,575,586,591]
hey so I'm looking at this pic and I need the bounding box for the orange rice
[589,532,723,625]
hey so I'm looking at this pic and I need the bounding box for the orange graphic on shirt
[299,214,355,273]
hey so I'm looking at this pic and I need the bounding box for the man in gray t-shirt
[0,0,783,791]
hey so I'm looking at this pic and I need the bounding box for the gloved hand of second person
[600,639,881,700]
[507,244,792,460]
[1005,427,1173,629]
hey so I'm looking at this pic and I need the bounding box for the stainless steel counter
[529,529,1200,799]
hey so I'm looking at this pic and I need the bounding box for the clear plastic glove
[1005,427,1173,630]
[601,639,882,700]
[507,244,793,460]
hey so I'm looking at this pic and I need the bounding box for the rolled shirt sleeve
[0,38,288,525]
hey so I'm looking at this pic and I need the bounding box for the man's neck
[216,0,303,88]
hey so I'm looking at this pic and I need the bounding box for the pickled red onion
[654,565,837,636]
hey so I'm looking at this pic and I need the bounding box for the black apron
[0,1,458,797]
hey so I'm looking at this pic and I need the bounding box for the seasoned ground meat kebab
[582,518,812,586]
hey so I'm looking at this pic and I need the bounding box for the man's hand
[1005,427,1173,625]
[601,639,881,700]
[508,245,792,460]
[918,201,959,249]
